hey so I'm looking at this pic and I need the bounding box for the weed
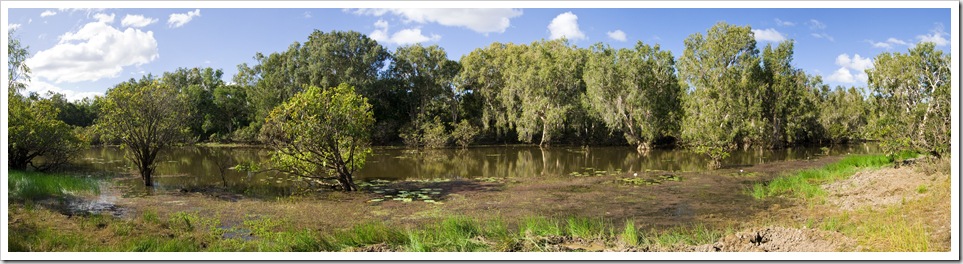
[8,170,100,200]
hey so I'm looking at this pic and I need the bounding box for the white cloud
[607,30,626,42]
[774,18,795,26]
[827,68,856,84]
[807,19,826,30]
[836,54,873,72]
[868,38,910,49]
[886,38,909,46]
[9,23,21,31]
[917,26,948,46]
[548,12,585,41]
[827,53,872,84]
[352,8,522,34]
[303,11,312,18]
[168,9,201,28]
[93,13,115,24]
[870,41,891,49]
[24,80,103,102]
[122,14,158,28]
[25,21,159,83]
[369,20,440,45]
[40,10,57,17]
[752,28,786,42]
[811,32,834,42]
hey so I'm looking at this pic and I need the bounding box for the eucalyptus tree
[458,43,514,139]
[98,77,190,186]
[391,44,461,120]
[241,30,389,136]
[260,83,374,191]
[760,41,821,147]
[584,41,681,153]
[8,30,30,95]
[502,39,585,147]
[867,42,950,156]
[819,86,868,143]
[161,67,224,141]
[677,22,762,168]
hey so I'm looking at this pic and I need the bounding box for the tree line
[9,21,951,183]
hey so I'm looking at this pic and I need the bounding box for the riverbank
[7,154,950,252]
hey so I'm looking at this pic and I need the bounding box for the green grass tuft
[8,170,100,200]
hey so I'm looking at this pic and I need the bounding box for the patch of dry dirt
[694,226,854,252]
[823,166,942,210]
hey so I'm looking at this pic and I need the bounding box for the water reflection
[72,143,879,198]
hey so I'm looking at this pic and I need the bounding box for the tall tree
[458,43,514,139]
[584,41,682,153]
[677,22,761,168]
[242,30,389,138]
[98,77,191,186]
[867,42,950,156]
[161,67,225,141]
[760,41,821,147]
[503,39,584,147]
[390,44,460,147]
[8,30,30,95]
[260,83,374,191]
[819,86,868,143]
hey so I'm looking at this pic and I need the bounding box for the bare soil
[823,165,943,210]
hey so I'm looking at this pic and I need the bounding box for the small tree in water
[98,77,190,186]
[260,83,374,191]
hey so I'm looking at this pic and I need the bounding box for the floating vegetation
[369,188,445,204]
[568,168,622,177]
[617,174,683,186]
[727,171,759,177]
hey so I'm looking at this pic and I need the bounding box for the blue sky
[5,7,952,101]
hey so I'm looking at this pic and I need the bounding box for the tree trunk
[142,167,154,187]
[337,174,355,191]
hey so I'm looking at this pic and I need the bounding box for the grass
[8,203,735,252]
[8,170,100,200]
[750,154,892,200]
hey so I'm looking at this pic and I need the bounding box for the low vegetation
[8,170,99,201]
[8,206,732,252]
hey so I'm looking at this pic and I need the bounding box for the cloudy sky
[5,6,953,101]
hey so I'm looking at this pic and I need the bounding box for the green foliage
[451,119,480,148]
[678,22,761,167]
[98,77,191,186]
[8,29,31,94]
[8,93,84,171]
[242,30,389,137]
[400,116,450,148]
[8,170,100,200]
[819,86,869,143]
[260,83,374,191]
[867,42,950,156]
[584,41,681,151]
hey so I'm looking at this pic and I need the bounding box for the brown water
[72,143,879,198]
